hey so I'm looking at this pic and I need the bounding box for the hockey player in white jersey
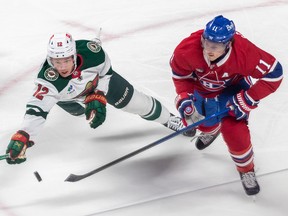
[5,33,195,164]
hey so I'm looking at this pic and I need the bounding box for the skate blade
[246,194,257,202]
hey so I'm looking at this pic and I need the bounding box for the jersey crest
[200,77,229,92]
[76,74,99,98]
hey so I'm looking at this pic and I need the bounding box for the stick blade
[65,174,84,182]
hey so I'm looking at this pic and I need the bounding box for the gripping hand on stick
[227,90,258,120]
[175,92,204,126]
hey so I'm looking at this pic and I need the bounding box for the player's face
[51,56,75,77]
[202,39,228,61]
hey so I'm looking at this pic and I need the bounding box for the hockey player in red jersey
[170,15,283,195]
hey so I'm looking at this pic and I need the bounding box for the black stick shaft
[65,109,229,182]
[0,154,9,160]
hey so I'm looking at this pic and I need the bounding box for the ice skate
[239,169,260,196]
[194,128,220,150]
[164,114,196,137]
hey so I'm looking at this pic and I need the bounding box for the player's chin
[59,71,72,77]
[207,55,218,61]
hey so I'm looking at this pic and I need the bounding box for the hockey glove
[6,130,34,164]
[227,90,259,120]
[175,92,204,126]
[84,91,107,129]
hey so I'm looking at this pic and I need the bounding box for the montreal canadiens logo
[200,77,226,91]
[184,106,193,115]
[44,68,59,81]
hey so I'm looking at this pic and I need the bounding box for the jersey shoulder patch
[37,61,71,92]
[87,41,102,53]
[44,67,59,81]
[76,40,106,70]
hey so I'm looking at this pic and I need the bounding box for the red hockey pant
[221,116,254,173]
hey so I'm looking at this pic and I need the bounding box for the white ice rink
[0,0,288,215]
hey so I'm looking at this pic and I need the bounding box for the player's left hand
[6,130,35,164]
[227,90,259,120]
[84,91,107,129]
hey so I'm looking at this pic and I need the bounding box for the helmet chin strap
[73,61,77,72]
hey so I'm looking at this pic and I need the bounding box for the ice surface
[0,0,288,215]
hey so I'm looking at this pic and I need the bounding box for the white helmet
[47,32,77,67]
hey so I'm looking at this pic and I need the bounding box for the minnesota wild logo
[76,75,99,98]
[44,68,59,81]
[87,41,101,53]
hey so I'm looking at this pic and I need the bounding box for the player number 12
[33,84,49,100]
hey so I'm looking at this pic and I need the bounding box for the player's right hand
[175,92,204,126]
[6,130,34,164]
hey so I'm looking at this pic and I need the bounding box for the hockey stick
[65,108,229,182]
[0,154,9,160]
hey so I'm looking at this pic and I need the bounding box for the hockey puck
[34,171,42,182]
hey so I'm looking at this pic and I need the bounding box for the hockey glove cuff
[84,91,107,129]
[6,130,34,164]
[227,90,259,120]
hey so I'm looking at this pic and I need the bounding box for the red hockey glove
[175,92,204,126]
[6,130,34,164]
[227,90,259,120]
[84,91,107,129]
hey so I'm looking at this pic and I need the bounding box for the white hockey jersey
[20,40,113,139]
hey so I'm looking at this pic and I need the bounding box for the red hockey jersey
[170,30,283,100]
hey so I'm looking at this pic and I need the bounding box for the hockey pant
[57,71,170,124]
[192,79,254,172]
[105,71,170,124]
